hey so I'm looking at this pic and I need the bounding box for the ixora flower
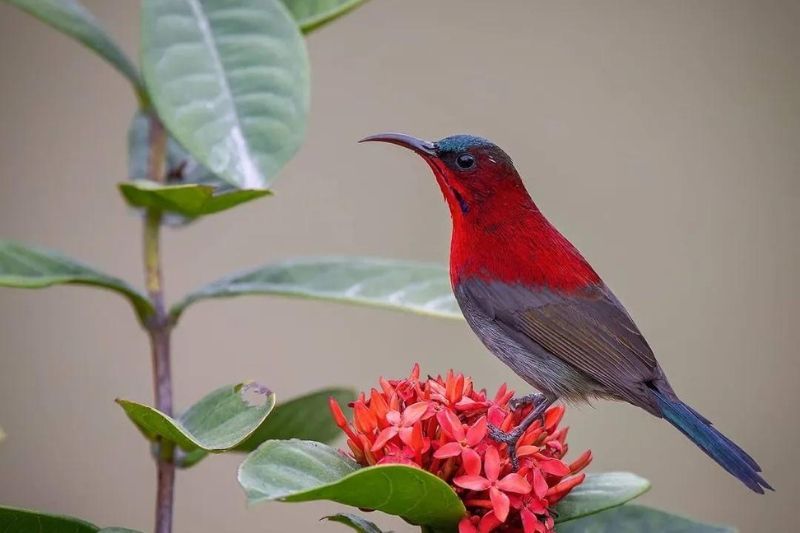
[329,364,592,533]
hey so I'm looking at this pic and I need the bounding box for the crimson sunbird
[361,132,771,494]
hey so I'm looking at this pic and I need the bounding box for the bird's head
[360,133,530,220]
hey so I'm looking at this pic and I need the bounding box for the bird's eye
[456,153,475,170]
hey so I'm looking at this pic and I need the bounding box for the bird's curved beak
[359,132,438,158]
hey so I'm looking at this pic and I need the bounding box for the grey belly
[457,292,606,401]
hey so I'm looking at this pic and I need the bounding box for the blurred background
[0,0,798,531]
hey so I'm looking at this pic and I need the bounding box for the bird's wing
[462,279,662,406]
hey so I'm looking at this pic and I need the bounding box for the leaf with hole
[0,241,153,324]
[281,0,370,32]
[236,387,356,451]
[238,440,466,528]
[117,382,275,453]
[171,257,462,322]
[0,505,141,533]
[141,0,309,190]
[323,513,390,533]
[178,387,356,468]
[557,504,735,532]
[555,472,651,523]
[5,0,143,101]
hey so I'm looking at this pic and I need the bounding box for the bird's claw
[487,424,523,470]
[509,392,546,411]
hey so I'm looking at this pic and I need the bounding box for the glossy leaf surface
[178,387,355,467]
[119,181,269,218]
[239,440,466,528]
[236,387,356,451]
[558,505,735,532]
[141,0,309,189]
[118,382,275,452]
[172,257,461,322]
[0,241,153,323]
[323,513,389,533]
[0,506,141,533]
[281,0,369,32]
[555,472,651,523]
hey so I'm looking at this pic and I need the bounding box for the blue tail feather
[651,388,772,494]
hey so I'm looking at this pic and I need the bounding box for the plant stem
[143,114,174,533]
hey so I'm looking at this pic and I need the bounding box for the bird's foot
[509,393,548,432]
[490,394,556,470]
[509,392,546,411]
[488,424,525,470]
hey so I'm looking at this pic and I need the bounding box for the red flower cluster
[329,364,592,533]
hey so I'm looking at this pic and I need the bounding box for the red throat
[448,187,601,291]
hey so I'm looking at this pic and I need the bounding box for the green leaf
[557,505,736,533]
[126,112,269,223]
[281,0,370,33]
[0,505,142,533]
[117,382,276,453]
[323,513,390,533]
[4,0,144,101]
[239,440,466,529]
[179,387,355,468]
[0,505,98,533]
[0,425,5,443]
[141,0,310,190]
[555,472,651,523]
[119,181,270,218]
[237,387,356,451]
[0,241,154,324]
[171,257,462,322]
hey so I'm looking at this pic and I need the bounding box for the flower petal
[516,445,539,457]
[354,401,377,433]
[546,473,586,502]
[401,401,430,426]
[398,426,415,448]
[544,405,565,432]
[525,496,547,514]
[437,408,466,441]
[568,449,593,473]
[489,487,511,522]
[478,511,503,533]
[369,388,389,421]
[385,410,401,426]
[371,426,398,451]
[466,416,488,446]
[532,468,548,499]
[498,473,531,494]
[487,405,506,427]
[459,516,479,533]
[454,475,492,491]
[462,447,482,476]
[434,441,463,459]
[521,508,545,533]
[483,445,502,482]
[540,458,570,477]
[455,397,486,411]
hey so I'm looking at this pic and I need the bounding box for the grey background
[0,1,797,531]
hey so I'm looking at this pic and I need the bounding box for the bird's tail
[650,387,772,494]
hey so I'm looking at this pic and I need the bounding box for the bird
[360,132,771,494]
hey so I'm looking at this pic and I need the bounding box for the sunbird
[361,132,771,493]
